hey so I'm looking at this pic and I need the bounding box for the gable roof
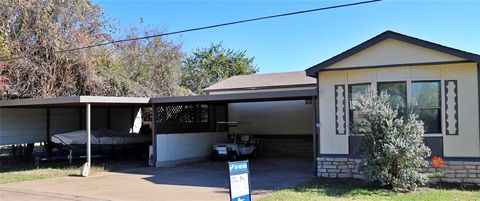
[305,30,480,77]
[203,71,316,92]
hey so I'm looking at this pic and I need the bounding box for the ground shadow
[119,157,316,191]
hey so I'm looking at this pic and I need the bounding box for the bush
[352,87,431,192]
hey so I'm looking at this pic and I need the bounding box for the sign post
[228,160,251,201]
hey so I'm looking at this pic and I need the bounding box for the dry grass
[260,178,480,201]
[0,158,146,184]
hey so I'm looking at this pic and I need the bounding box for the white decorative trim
[335,85,346,134]
[445,80,458,135]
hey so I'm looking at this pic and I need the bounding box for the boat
[51,129,151,156]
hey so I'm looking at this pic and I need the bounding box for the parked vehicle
[212,133,257,161]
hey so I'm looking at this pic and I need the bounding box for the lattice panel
[153,104,214,134]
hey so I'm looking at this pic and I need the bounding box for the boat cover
[51,129,150,145]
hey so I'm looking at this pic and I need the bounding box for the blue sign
[228,160,251,201]
[229,160,248,175]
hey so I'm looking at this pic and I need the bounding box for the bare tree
[0,0,187,99]
[0,0,115,99]
[108,27,188,97]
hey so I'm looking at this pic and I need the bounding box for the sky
[93,0,480,73]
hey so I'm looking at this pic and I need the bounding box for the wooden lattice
[153,104,225,134]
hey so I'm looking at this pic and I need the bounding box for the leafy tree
[352,87,431,192]
[103,27,187,97]
[181,43,258,94]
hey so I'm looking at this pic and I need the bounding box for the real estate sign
[228,160,251,201]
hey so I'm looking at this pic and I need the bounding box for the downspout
[477,63,480,156]
[312,96,317,176]
[314,74,321,176]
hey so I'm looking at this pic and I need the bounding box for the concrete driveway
[0,158,314,201]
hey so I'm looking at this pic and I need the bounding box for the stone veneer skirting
[317,157,480,185]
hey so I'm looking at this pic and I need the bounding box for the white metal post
[81,103,92,177]
[87,103,91,168]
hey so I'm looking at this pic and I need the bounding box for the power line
[0,0,381,62]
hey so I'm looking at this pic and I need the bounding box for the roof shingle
[204,71,316,92]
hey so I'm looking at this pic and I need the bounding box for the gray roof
[203,71,316,92]
[0,96,150,108]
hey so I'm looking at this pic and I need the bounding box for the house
[1,30,479,184]
[306,30,480,182]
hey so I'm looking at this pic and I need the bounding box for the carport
[150,89,318,171]
[0,96,150,176]
[1,90,319,175]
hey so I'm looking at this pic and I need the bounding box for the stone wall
[424,161,480,184]
[317,157,363,179]
[317,157,480,185]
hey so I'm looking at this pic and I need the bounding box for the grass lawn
[0,159,145,184]
[259,178,480,201]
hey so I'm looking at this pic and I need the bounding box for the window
[412,81,441,133]
[348,83,370,134]
[347,80,442,135]
[377,82,407,108]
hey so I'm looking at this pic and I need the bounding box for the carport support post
[85,103,92,176]
[151,103,156,167]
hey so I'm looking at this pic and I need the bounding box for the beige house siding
[443,63,479,157]
[317,63,479,157]
[326,39,465,70]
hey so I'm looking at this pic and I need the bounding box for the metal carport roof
[0,89,318,107]
[151,89,317,104]
[0,96,150,108]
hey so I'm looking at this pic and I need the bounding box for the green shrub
[352,87,431,192]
